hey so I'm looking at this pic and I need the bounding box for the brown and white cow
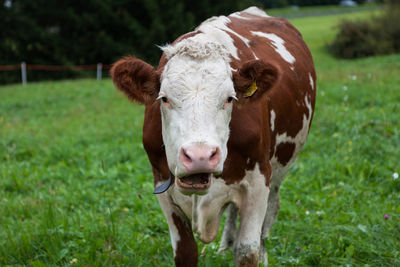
[111,6,316,266]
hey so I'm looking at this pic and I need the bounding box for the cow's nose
[180,145,221,173]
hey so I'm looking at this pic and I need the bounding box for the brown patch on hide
[172,213,198,267]
[275,142,296,166]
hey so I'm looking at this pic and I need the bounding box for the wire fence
[0,62,112,85]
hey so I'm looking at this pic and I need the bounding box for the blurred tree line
[1,0,366,83]
[0,0,260,83]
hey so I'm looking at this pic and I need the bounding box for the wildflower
[123,207,129,213]
[384,214,389,220]
[21,217,25,222]
[305,210,310,215]
[297,247,301,252]
[70,258,78,264]
[348,141,352,146]
[393,173,399,180]
[343,85,348,91]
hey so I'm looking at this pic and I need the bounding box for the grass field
[1,9,400,267]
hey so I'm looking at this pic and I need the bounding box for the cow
[111,6,316,266]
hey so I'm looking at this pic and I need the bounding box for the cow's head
[111,41,279,195]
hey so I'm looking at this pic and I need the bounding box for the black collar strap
[153,172,174,194]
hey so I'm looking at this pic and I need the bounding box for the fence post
[97,63,102,80]
[21,62,27,85]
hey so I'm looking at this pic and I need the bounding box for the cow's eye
[223,96,237,109]
[158,95,172,108]
[226,96,237,104]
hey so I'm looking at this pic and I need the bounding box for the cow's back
[186,8,317,184]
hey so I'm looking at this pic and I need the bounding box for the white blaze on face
[160,41,235,177]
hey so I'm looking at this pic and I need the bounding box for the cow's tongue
[178,173,211,190]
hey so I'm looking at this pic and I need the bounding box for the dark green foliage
[329,2,400,58]
[0,0,258,84]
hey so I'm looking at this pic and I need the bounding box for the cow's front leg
[234,169,270,267]
[218,203,238,253]
[157,193,198,267]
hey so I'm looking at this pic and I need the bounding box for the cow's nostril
[210,149,217,160]
[183,150,192,162]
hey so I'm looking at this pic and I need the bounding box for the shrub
[328,2,400,59]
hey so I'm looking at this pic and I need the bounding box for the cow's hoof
[218,246,228,254]
[236,252,259,267]
[235,245,259,267]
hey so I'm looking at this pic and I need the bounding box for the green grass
[1,9,400,267]
[266,3,381,18]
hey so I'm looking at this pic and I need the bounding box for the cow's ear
[233,60,280,100]
[110,57,160,105]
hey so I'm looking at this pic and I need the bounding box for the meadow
[1,9,399,267]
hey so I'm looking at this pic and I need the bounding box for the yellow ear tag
[244,81,258,97]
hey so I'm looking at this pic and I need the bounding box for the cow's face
[158,55,234,180]
[111,47,279,195]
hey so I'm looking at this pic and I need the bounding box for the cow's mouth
[176,173,211,195]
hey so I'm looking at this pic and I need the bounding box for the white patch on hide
[246,158,251,165]
[161,39,230,62]
[309,72,314,90]
[252,51,259,60]
[251,31,295,65]
[193,15,250,59]
[235,164,269,248]
[230,12,252,20]
[230,7,271,21]
[270,109,276,132]
[270,95,313,182]
[242,6,271,18]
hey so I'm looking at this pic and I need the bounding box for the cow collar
[153,172,174,194]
